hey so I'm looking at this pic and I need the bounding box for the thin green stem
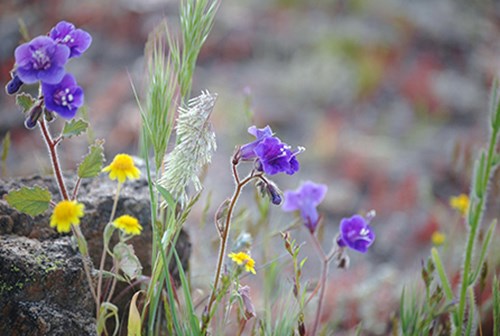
[455,126,498,334]
[310,232,329,336]
[201,164,257,334]
[96,182,122,320]
[71,224,98,304]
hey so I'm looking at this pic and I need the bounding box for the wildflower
[282,181,328,232]
[102,154,141,183]
[50,200,85,233]
[337,214,375,253]
[41,73,84,119]
[431,231,446,246]
[449,193,469,217]
[49,21,92,58]
[238,125,273,161]
[237,125,302,175]
[254,137,301,175]
[228,251,256,274]
[14,36,69,84]
[113,215,143,235]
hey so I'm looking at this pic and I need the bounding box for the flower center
[31,49,51,70]
[61,34,75,44]
[53,88,75,108]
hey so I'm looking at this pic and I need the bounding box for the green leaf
[2,131,10,162]
[494,276,500,336]
[431,248,454,301]
[62,119,89,138]
[5,186,51,217]
[77,140,105,178]
[469,219,496,286]
[473,151,486,198]
[16,93,36,114]
[1,131,10,177]
[113,242,142,280]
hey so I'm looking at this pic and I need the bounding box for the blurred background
[1,0,500,334]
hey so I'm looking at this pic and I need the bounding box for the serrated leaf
[5,185,51,216]
[62,119,89,138]
[16,93,36,114]
[77,140,105,178]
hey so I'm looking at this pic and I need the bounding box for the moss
[34,253,64,274]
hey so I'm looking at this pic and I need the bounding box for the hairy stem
[38,117,69,200]
[201,164,257,334]
[455,126,498,334]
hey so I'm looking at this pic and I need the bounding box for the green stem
[96,182,122,320]
[201,164,257,334]
[455,126,498,334]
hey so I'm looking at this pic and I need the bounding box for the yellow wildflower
[228,251,256,274]
[431,231,446,246]
[50,200,85,233]
[449,194,469,217]
[102,154,140,183]
[113,214,143,235]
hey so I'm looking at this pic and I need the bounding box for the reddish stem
[38,117,69,200]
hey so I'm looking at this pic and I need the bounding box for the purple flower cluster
[282,181,376,254]
[9,21,91,120]
[238,125,302,176]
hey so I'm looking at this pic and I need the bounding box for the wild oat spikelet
[158,91,217,206]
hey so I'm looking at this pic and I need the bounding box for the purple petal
[38,65,66,84]
[248,125,273,138]
[282,190,302,212]
[42,73,84,119]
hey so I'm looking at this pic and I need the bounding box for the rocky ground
[1,0,500,334]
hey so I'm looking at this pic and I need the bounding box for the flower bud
[24,103,43,129]
[5,73,24,95]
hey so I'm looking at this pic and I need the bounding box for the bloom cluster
[7,21,91,121]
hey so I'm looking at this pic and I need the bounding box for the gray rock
[0,172,191,335]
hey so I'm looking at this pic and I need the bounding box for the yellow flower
[113,214,143,235]
[449,194,469,217]
[228,251,256,274]
[431,231,446,246]
[50,200,85,233]
[102,154,140,183]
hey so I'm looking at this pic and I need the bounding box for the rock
[0,170,191,335]
[0,236,96,336]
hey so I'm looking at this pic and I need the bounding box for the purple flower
[15,36,70,84]
[337,215,375,253]
[42,73,84,119]
[239,125,273,160]
[282,181,328,232]
[254,137,300,175]
[50,21,92,58]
